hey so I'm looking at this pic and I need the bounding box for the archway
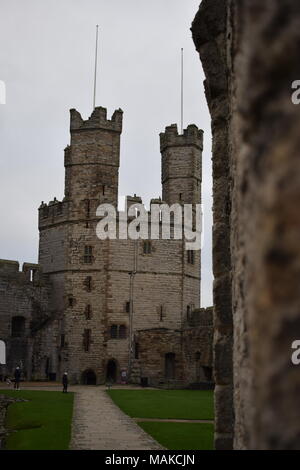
[165,353,176,379]
[81,369,97,385]
[106,359,117,383]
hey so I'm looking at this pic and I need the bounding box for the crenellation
[70,107,123,133]
[160,123,203,152]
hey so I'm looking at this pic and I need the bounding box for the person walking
[14,366,21,390]
[62,372,68,393]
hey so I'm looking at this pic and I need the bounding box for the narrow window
[85,199,90,218]
[85,305,92,320]
[119,325,127,339]
[102,185,105,196]
[125,301,131,313]
[84,245,93,264]
[160,305,164,322]
[60,334,65,348]
[85,276,92,292]
[187,305,191,320]
[143,241,152,254]
[83,329,91,352]
[68,296,74,308]
[187,250,195,265]
[110,325,118,339]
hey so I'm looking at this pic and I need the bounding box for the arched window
[165,352,176,379]
[11,316,25,338]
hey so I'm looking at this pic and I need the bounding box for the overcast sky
[0,0,213,306]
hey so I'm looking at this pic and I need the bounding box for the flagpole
[93,25,99,110]
[181,48,184,134]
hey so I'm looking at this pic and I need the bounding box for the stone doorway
[82,369,97,385]
[106,359,117,383]
[165,352,176,379]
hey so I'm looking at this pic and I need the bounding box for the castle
[0,106,212,387]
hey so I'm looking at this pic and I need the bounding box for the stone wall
[133,308,213,388]
[192,0,300,450]
[0,260,56,380]
[192,0,234,450]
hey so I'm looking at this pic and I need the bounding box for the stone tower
[36,109,207,386]
[160,124,203,206]
[38,107,123,384]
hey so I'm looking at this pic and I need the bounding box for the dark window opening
[143,241,152,254]
[68,296,74,308]
[83,329,91,352]
[125,301,131,313]
[160,305,164,322]
[187,250,195,265]
[84,245,93,264]
[60,334,65,348]
[85,276,92,292]
[102,185,105,196]
[195,351,201,361]
[85,304,92,320]
[11,316,26,338]
[85,199,90,218]
[110,325,118,339]
[119,325,127,339]
[187,305,191,320]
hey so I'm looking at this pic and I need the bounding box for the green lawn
[139,422,214,450]
[0,390,74,450]
[107,390,214,420]
[107,389,214,450]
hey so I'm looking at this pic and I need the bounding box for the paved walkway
[70,387,163,450]
[0,383,162,450]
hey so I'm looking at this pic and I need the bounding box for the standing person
[14,366,21,390]
[62,372,68,393]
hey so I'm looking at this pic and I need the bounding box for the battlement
[38,198,68,227]
[125,194,143,210]
[70,107,123,133]
[0,260,46,284]
[0,259,20,274]
[186,307,213,328]
[160,124,203,152]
